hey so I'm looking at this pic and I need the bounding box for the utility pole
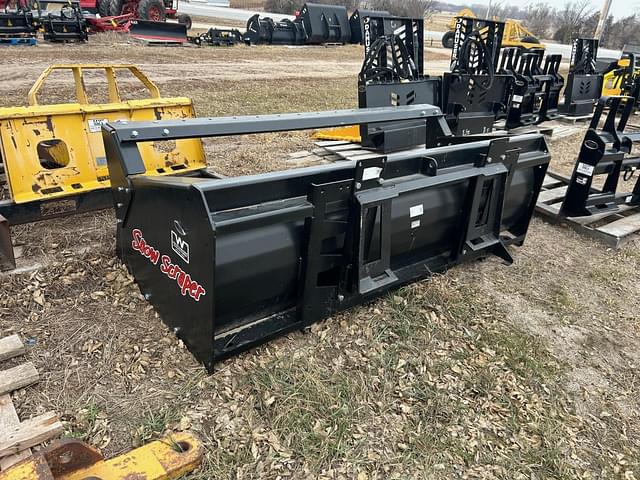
[594,0,613,41]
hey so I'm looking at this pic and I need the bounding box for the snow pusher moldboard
[103,104,550,372]
[0,64,206,271]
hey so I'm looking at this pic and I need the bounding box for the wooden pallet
[535,172,640,248]
[557,113,594,124]
[0,335,63,471]
[0,37,37,46]
[314,140,424,161]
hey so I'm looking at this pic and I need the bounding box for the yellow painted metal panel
[0,433,203,480]
[0,65,206,205]
[313,125,361,143]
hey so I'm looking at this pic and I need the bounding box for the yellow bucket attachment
[312,125,362,143]
[0,65,206,205]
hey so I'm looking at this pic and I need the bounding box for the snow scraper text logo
[131,229,206,302]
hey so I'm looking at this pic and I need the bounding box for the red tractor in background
[84,0,191,28]
[0,0,191,29]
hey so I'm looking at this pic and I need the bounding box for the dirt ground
[1,36,639,479]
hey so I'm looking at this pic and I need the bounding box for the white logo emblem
[171,230,190,264]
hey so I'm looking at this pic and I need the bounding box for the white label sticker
[410,204,424,218]
[362,166,382,181]
[411,220,421,229]
[576,176,588,185]
[88,119,108,133]
[512,94,524,102]
[576,162,594,176]
[171,230,190,264]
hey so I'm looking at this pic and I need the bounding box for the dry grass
[0,36,639,479]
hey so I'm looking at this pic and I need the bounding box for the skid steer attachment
[561,93,640,217]
[40,0,88,42]
[103,104,550,372]
[315,14,441,151]
[129,19,188,43]
[562,38,603,116]
[0,2,38,38]
[500,48,564,129]
[0,64,206,267]
[443,16,510,135]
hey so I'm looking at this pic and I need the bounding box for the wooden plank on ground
[0,411,63,458]
[567,204,635,226]
[314,140,351,147]
[324,143,363,152]
[336,149,375,159]
[344,152,387,161]
[596,211,640,237]
[0,395,31,470]
[543,175,564,188]
[537,185,568,204]
[0,336,25,363]
[0,363,39,396]
[535,202,561,216]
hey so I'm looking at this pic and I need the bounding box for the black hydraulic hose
[360,35,419,83]
[453,30,496,91]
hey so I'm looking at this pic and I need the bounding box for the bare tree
[369,0,435,18]
[523,3,556,39]
[605,15,640,49]
[265,0,360,15]
[264,0,302,14]
[552,0,595,44]
[484,1,524,21]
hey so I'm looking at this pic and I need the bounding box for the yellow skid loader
[441,9,544,50]
[0,64,207,270]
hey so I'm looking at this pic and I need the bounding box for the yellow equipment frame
[0,433,203,480]
[446,10,545,50]
[0,64,206,205]
[602,57,639,96]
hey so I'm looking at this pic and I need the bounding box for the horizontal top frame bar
[103,104,443,143]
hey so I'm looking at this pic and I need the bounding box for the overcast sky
[442,0,634,19]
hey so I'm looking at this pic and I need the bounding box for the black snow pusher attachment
[442,16,510,136]
[562,38,603,116]
[103,105,550,371]
[560,94,640,217]
[129,20,187,43]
